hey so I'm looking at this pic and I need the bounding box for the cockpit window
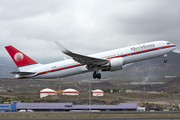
[167,42,170,45]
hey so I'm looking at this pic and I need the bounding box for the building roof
[17,103,72,109]
[16,102,137,110]
[63,88,78,92]
[93,89,103,92]
[93,89,103,93]
[40,88,56,93]
[63,88,79,94]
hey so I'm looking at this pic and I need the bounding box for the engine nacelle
[101,57,124,72]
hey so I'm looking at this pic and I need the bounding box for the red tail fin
[5,45,38,67]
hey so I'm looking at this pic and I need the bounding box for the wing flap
[55,41,109,66]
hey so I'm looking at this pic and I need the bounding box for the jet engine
[101,57,124,72]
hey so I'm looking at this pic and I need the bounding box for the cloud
[1,0,180,63]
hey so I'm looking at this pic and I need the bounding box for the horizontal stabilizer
[10,71,36,76]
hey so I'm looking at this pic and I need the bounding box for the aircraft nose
[172,43,176,50]
[173,43,176,47]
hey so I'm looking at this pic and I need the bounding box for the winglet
[54,41,72,55]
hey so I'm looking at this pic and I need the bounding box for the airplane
[5,41,176,79]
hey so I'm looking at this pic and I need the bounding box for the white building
[62,88,79,95]
[93,89,104,96]
[137,107,145,111]
[40,88,57,98]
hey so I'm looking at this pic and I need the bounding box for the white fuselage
[16,41,176,79]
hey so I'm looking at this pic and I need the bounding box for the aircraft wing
[55,41,109,67]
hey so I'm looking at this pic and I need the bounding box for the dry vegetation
[1,112,180,119]
[1,77,180,110]
[1,78,180,118]
[1,91,180,111]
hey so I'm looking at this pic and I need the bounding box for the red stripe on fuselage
[19,44,176,79]
[107,44,176,59]
[36,64,81,76]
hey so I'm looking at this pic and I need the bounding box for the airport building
[92,89,104,96]
[40,88,57,98]
[62,88,79,95]
[0,102,16,112]
[1,101,137,112]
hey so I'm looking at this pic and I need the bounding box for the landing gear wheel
[97,73,101,79]
[93,72,96,79]
[164,59,167,63]
[93,72,101,79]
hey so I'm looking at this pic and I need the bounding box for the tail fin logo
[14,52,24,62]
[5,45,38,67]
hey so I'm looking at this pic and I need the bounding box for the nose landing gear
[164,59,167,63]
[163,54,167,63]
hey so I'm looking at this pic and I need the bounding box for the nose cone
[171,43,176,51]
[172,43,176,47]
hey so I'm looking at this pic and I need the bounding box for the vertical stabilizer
[5,45,40,71]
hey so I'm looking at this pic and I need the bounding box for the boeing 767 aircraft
[5,41,176,79]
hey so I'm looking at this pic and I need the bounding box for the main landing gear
[92,66,101,79]
[163,54,167,63]
[93,71,101,79]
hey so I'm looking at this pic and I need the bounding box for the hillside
[0,52,180,81]
[103,52,180,82]
[0,57,17,77]
[160,76,180,92]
